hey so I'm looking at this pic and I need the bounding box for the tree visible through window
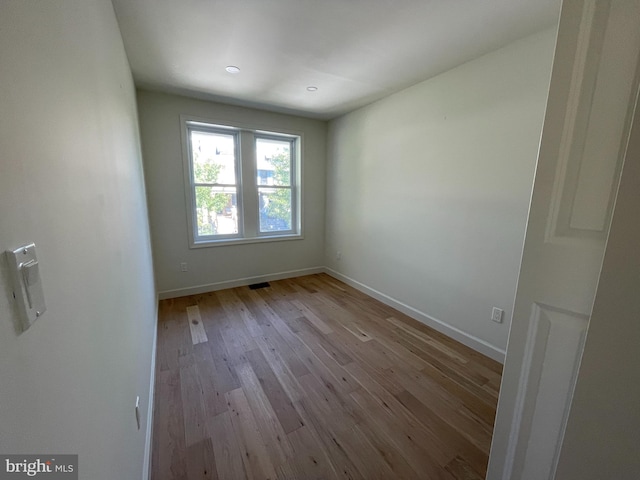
[190,129,239,237]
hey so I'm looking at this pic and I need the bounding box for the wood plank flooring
[151,273,502,480]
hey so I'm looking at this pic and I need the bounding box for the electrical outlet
[491,307,503,323]
[180,262,187,272]
[336,251,342,260]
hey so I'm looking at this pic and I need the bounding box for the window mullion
[239,130,258,238]
[193,183,236,188]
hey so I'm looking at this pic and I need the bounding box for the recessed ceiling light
[306,86,318,92]
[225,65,240,74]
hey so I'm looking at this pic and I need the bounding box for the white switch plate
[491,307,503,323]
[5,243,46,331]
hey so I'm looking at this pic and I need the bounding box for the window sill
[190,233,303,249]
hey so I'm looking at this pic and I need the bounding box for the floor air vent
[248,282,270,290]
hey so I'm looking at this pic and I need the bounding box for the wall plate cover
[6,243,46,331]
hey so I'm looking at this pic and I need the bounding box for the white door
[487,1,640,479]
[555,60,640,479]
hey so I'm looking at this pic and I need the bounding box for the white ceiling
[112,0,560,120]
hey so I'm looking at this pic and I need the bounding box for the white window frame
[255,133,298,237]
[181,115,303,248]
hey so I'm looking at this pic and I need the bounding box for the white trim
[157,267,325,300]
[190,232,304,249]
[141,295,159,480]
[324,268,506,363]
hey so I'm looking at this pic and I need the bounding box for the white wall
[325,29,556,358]
[137,91,326,298]
[0,1,157,479]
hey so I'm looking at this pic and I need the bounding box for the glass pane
[195,186,238,236]
[259,188,292,232]
[256,138,291,186]
[190,130,236,184]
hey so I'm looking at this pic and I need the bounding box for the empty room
[1,1,639,480]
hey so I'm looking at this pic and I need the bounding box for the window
[183,119,301,246]
[256,136,294,233]
[189,127,240,238]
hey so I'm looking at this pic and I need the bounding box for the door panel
[507,304,588,480]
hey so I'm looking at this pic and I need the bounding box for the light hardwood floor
[151,273,502,480]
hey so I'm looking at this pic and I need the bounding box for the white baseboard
[324,268,506,363]
[157,267,325,300]
[142,295,159,480]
